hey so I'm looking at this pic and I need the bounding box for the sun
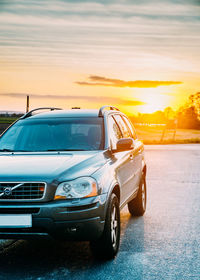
[135,88,173,114]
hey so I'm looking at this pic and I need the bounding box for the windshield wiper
[46,149,86,152]
[0,149,86,152]
[0,149,35,152]
[0,149,15,152]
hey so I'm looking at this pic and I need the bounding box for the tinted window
[108,116,122,149]
[0,118,103,151]
[0,125,23,151]
[122,116,137,140]
[113,115,131,138]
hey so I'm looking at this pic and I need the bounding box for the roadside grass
[135,125,200,144]
[0,117,18,124]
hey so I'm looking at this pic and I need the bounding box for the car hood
[0,151,108,182]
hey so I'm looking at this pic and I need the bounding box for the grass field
[135,125,200,144]
[0,117,18,124]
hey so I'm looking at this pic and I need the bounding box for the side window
[122,116,137,140]
[108,116,122,149]
[113,115,131,138]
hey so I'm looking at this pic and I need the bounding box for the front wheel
[128,175,147,216]
[90,193,120,259]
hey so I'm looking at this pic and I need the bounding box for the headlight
[54,177,98,200]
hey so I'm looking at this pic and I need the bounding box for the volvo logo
[0,183,23,198]
[3,187,12,196]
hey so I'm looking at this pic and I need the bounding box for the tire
[90,193,120,259]
[128,175,147,216]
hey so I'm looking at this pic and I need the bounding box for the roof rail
[21,107,62,119]
[98,105,120,117]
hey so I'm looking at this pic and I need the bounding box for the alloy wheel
[111,204,118,248]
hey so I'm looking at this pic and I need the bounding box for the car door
[122,116,143,192]
[107,115,131,206]
[108,114,134,204]
[112,114,137,204]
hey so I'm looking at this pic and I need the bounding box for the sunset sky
[0,0,200,114]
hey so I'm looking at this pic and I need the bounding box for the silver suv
[0,106,147,259]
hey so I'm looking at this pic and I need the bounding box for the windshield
[0,117,104,152]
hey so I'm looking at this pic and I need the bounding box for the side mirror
[116,138,134,152]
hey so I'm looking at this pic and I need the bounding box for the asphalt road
[0,144,199,280]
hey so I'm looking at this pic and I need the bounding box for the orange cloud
[76,76,182,88]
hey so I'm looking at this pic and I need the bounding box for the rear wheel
[90,193,120,259]
[128,175,147,216]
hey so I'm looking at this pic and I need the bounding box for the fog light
[67,227,77,233]
[70,227,77,232]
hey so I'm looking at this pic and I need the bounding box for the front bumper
[0,194,107,241]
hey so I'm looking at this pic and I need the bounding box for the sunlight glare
[135,89,173,114]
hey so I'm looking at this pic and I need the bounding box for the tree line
[130,92,200,129]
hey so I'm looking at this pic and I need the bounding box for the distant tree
[132,111,166,124]
[164,107,175,120]
[177,105,200,129]
[188,92,200,117]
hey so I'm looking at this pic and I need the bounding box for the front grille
[0,182,46,201]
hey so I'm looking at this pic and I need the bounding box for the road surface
[0,145,199,280]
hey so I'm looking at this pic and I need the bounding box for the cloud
[1,0,200,81]
[76,76,182,88]
[1,0,200,74]
[0,93,145,106]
